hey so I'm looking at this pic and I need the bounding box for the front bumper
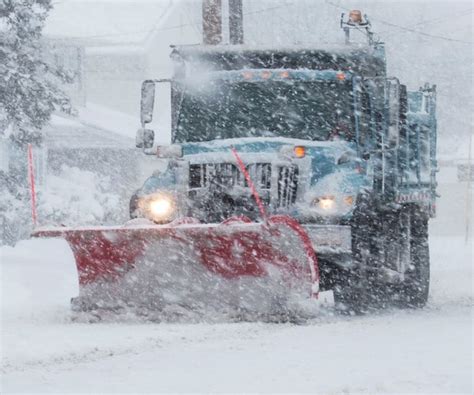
[302,224,352,255]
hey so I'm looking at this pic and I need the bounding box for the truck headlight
[313,196,336,211]
[311,195,355,215]
[139,193,177,223]
[150,198,173,217]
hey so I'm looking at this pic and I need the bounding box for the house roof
[76,103,139,141]
[44,109,137,149]
[44,0,176,46]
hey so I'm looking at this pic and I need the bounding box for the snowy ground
[1,168,472,393]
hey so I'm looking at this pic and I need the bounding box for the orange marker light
[261,70,272,79]
[280,71,290,78]
[294,146,306,158]
[336,72,346,81]
[243,71,253,80]
[344,196,354,206]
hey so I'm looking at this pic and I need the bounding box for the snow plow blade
[32,216,319,319]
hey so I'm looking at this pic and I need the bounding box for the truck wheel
[335,203,430,313]
[397,206,430,307]
[333,194,376,315]
[333,274,369,315]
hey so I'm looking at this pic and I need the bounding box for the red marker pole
[230,146,268,223]
[27,143,38,227]
[230,146,320,298]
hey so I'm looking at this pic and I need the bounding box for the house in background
[22,0,204,217]
[44,0,202,131]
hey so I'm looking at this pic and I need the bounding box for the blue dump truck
[131,13,437,314]
[35,12,437,317]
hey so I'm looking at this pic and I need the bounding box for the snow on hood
[181,137,353,155]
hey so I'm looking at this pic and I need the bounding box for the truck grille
[189,162,299,208]
[189,163,272,190]
[247,163,272,189]
[277,165,299,208]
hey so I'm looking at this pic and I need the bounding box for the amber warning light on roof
[348,10,363,25]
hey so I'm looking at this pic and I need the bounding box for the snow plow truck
[34,11,437,317]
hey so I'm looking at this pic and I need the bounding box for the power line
[50,1,473,45]
[380,7,473,34]
[324,0,473,45]
[244,4,289,16]
[182,6,202,37]
[54,23,199,41]
[51,4,291,42]
[375,18,473,44]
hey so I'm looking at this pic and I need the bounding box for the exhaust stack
[229,0,243,45]
[202,0,243,45]
[202,0,222,45]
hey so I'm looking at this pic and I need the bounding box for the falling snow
[1,0,472,393]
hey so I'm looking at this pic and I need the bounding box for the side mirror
[140,80,156,126]
[136,128,155,149]
[156,144,183,158]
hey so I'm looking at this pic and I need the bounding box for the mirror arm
[143,148,157,156]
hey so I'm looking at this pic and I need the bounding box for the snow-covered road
[1,233,472,393]
[1,167,472,393]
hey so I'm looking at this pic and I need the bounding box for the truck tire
[335,203,430,313]
[333,194,378,315]
[332,273,370,315]
[397,206,430,307]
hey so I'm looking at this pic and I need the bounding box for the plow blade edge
[33,216,319,317]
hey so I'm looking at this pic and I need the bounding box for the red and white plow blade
[33,215,319,320]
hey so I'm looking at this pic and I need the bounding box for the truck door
[404,85,437,190]
[365,77,401,200]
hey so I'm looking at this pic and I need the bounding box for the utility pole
[465,131,472,244]
[202,0,222,45]
[229,0,243,45]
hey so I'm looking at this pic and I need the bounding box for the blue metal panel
[400,85,437,212]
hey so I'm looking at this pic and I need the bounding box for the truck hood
[181,137,353,157]
[180,137,357,185]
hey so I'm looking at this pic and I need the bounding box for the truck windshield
[175,80,354,143]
